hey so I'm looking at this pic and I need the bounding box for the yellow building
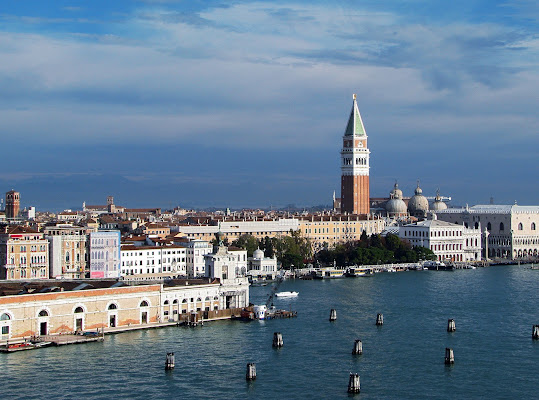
[175,218,300,243]
[298,215,386,251]
[174,215,385,251]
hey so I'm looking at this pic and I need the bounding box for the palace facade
[0,278,249,344]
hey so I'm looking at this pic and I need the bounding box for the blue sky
[1,1,538,211]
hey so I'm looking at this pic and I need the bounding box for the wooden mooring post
[533,325,539,340]
[352,339,363,355]
[347,373,360,393]
[246,363,257,380]
[447,319,456,332]
[445,348,454,365]
[272,332,284,348]
[165,352,175,370]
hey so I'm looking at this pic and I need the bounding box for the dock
[34,332,104,346]
[266,310,297,319]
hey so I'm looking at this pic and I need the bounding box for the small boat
[0,341,52,353]
[423,261,454,271]
[275,291,299,297]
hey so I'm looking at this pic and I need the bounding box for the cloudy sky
[1,0,538,211]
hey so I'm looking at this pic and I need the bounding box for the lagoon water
[2,265,538,399]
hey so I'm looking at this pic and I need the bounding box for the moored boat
[345,266,374,277]
[0,341,52,353]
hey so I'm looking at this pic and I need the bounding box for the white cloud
[0,1,537,154]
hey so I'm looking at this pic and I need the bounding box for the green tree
[260,236,275,258]
[231,234,259,257]
[359,231,369,248]
[413,246,436,261]
[270,230,312,269]
[370,234,383,249]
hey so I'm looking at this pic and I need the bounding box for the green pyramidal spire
[344,94,366,136]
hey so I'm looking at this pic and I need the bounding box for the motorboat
[275,291,299,298]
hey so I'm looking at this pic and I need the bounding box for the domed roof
[432,200,447,211]
[408,181,429,213]
[390,182,403,200]
[431,189,447,211]
[253,248,264,259]
[386,198,407,214]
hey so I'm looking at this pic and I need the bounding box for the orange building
[0,226,49,280]
[340,95,370,215]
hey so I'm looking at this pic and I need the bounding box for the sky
[1,0,538,211]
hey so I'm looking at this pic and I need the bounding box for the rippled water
[2,265,538,399]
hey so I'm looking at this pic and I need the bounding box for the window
[74,307,84,313]
[518,223,523,231]
[500,223,504,231]
[487,222,491,231]
[0,313,10,321]
[140,301,149,307]
[532,223,536,231]
[38,310,49,317]
[108,304,117,310]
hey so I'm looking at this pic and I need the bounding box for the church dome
[432,199,447,211]
[253,248,264,259]
[431,189,447,211]
[386,182,407,216]
[390,182,403,199]
[386,198,408,215]
[408,182,429,216]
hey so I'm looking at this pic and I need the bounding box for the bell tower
[340,94,370,215]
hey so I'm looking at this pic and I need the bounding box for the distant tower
[107,196,115,213]
[5,190,20,220]
[340,94,370,215]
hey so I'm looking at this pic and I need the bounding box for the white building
[20,207,36,221]
[400,218,481,262]
[174,218,300,242]
[44,225,88,279]
[247,248,278,281]
[89,230,121,279]
[204,244,250,309]
[120,245,187,277]
[174,239,212,278]
[436,205,539,260]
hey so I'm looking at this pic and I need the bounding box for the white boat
[275,291,299,297]
[253,305,267,319]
